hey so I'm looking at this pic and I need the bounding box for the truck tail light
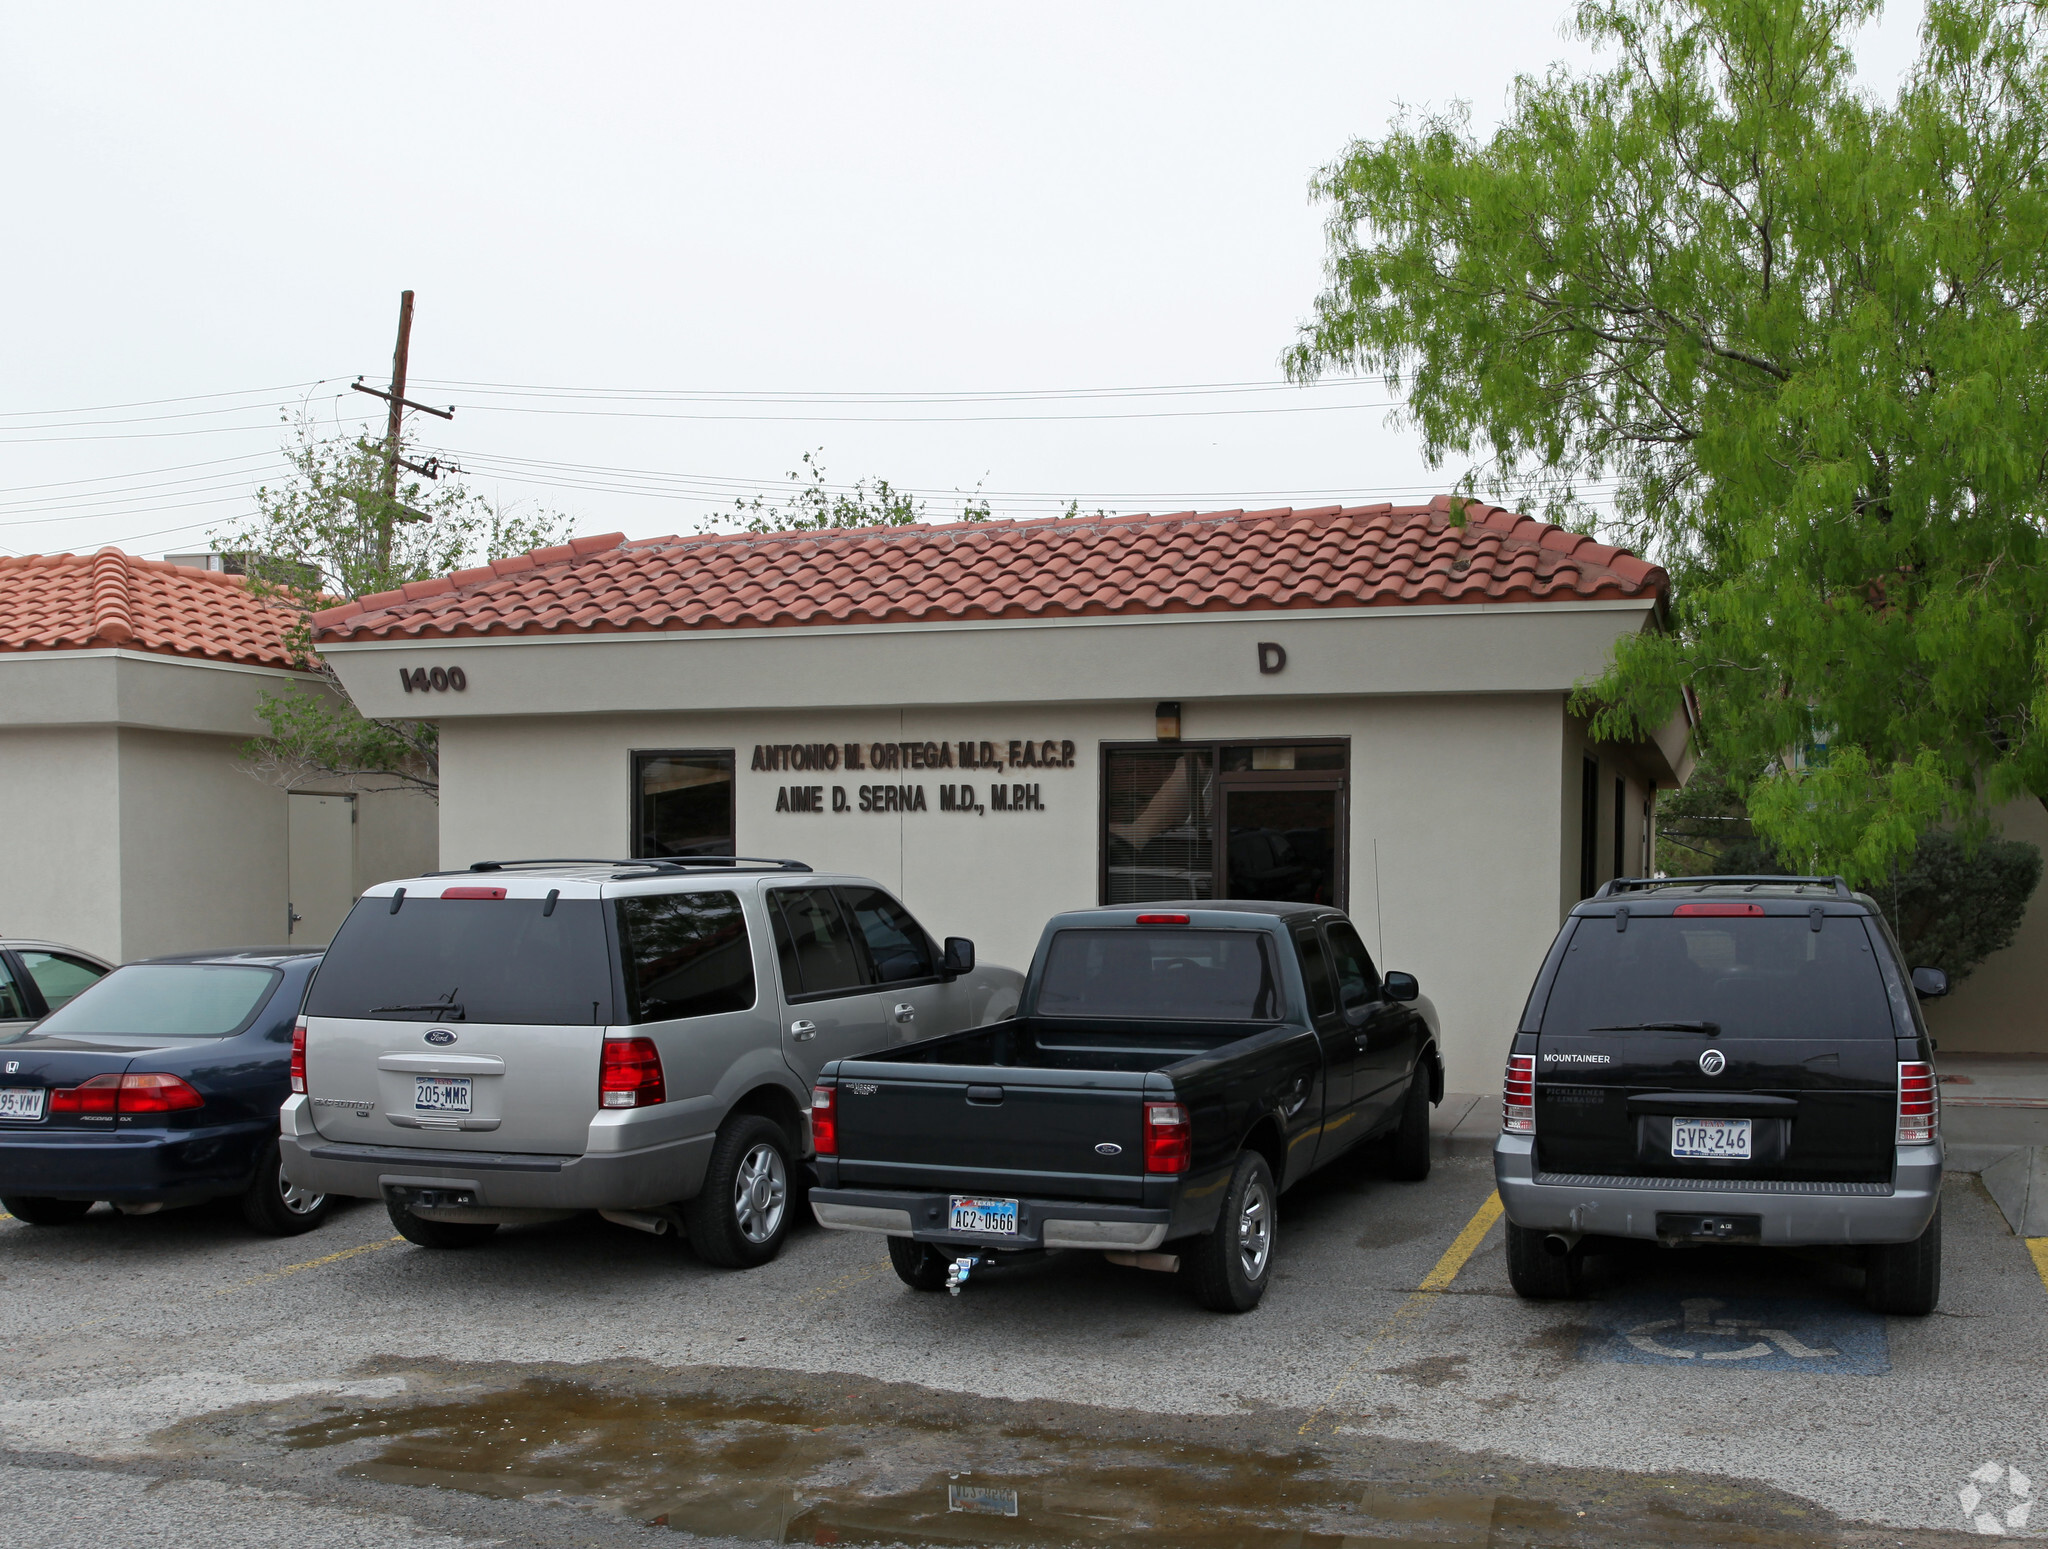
[1135,913,1190,925]
[1673,902,1764,916]
[439,886,507,899]
[49,1074,121,1114]
[1143,1102,1191,1174]
[290,1018,307,1094]
[811,1085,837,1157]
[1898,1060,1937,1144]
[1503,1053,1536,1134]
[599,1038,665,1109]
[49,1073,202,1114]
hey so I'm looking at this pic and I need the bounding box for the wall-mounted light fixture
[1154,701,1181,742]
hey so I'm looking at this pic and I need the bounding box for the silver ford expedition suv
[1495,875,1947,1314]
[280,859,1022,1266]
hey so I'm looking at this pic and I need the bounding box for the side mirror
[941,937,976,977]
[1382,970,1420,1003]
[1910,966,1949,999]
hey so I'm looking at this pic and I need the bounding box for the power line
[407,373,1393,404]
[0,380,329,421]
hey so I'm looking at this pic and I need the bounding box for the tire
[385,1195,499,1249]
[684,1114,794,1269]
[1386,1065,1433,1182]
[1505,1221,1583,1299]
[887,1236,950,1291]
[1865,1202,1941,1315]
[2,1196,93,1226]
[1181,1151,1277,1313]
[240,1140,333,1237]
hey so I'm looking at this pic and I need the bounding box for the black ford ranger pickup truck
[807,902,1443,1312]
[1496,875,1947,1315]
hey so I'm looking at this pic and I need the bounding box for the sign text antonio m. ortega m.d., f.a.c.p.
[756,738,1071,819]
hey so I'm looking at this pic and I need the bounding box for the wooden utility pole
[351,290,456,579]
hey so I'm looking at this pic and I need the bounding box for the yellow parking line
[213,1235,406,1296]
[1298,1189,1504,1436]
[2027,1239,2048,1297]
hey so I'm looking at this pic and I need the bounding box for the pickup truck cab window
[769,887,867,999]
[614,890,756,1023]
[1036,928,1280,1020]
[839,886,936,983]
[1323,921,1379,1010]
[1294,929,1337,1021]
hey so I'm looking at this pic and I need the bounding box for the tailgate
[829,1060,1151,1201]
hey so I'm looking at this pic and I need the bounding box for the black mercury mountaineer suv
[1495,876,1946,1314]
[807,902,1442,1313]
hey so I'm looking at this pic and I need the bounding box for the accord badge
[424,1029,458,1046]
[1095,1142,1123,1156]
[1699,1049,1726,1076]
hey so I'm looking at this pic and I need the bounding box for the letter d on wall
[1257,641,1287,675]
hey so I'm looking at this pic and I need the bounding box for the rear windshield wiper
[371,1001,466,1019]
[1587,1020,1720,1034]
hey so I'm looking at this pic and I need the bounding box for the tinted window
[616,891,755,1023]
[769,888,866,998]
[1037,929,1281,1020]
[19,951,106,1011]
[1541,916,1894,1040]
[37,964,278,1038]
[841,887,934,983]
[634,751,735,859]
[1323,922,1378,1011]
[306,898,613,1025]
[1295,931,1336,1020]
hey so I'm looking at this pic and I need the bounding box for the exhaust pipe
[600,1209,675,1237]
[1542,1231,1581,1258]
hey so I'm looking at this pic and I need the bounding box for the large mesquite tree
[1287,0,2048,884]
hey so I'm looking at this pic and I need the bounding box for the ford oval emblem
[1095,1142,1122,1157]
[425,1029,458,1047]
[1699,1048,1726,1076]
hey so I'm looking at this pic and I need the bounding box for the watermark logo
[1959,1461,2032,1536]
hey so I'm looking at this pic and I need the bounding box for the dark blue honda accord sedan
[0,947,331,1235]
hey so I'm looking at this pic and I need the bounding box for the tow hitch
[945,1252,990,1296]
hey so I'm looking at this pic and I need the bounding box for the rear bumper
[279,1097,713,1215]
[1494,1134,1944,1245]
[809,1186,1172,1253]
[0,1121,267,1205]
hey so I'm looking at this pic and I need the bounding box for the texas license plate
[414,1076,472,1113]
[1672,1117,1751,1159]
[949,1195,1018,1235]
[0,1088,45,1120]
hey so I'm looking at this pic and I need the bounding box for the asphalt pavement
[0,1144,2041,1546]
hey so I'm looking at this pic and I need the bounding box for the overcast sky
[0,2,1927,562]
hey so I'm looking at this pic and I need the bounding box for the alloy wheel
[278,1164,326,1216]
[1236,1175,1272,1280]
[733,1142,788,1244]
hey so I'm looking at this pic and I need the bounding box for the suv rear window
[307,898,613,1025]
[616,891,755,1023]
[1540,915,1894,1040]
[1037,929,1281,1021]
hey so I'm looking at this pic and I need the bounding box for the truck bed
[852,1016,1258,1074]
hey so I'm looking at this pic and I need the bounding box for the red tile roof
[0,548,303,669]
[310,497,1667,644]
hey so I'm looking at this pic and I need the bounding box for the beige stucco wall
[0,726,123,959]
[437,692,1570,1095]
[1923,798,2048,1054]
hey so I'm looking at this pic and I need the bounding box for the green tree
[713,450,991,533]
[1286,0,2048,886]
[213,417,567,797]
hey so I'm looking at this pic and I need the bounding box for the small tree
[710,450,991,534]
[214,417,567,798]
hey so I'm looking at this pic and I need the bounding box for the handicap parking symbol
[1579,1296,1891,1374]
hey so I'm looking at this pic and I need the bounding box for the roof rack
[423,857,815,878]
[1594,874,1852,900]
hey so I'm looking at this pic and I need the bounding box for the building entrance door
[287,794,356,945]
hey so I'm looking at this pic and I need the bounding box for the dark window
[1580,756,1600,899]
[839,886,935,983]
[768,887,867,998]
[1323,921,1379,1011]
[18,951,106,1012]
[1613,776,1627,879]
[1103,748,1215,904]
[1036,929,1280,1021]
[0,957,28,1021]
[633,751,735,859]
[1540,917,1894,1039]
[307,898,613,1025]
[1295,930,1336,1021]
[39,964,279,1038]
[615,891,755,1023]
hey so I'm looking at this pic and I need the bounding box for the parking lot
[2,1148,2042,1547]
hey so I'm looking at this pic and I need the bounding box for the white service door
[288,794,357,945]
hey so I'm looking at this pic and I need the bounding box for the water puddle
[282,1375,1857,1546]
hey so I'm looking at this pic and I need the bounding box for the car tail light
[290,1018,307,1095]
[1143,1102,1191,1174]
[1135,913,1190,925]
[1673,902,1765,916]
[1503,1053,1536,1134]
[599,1037,665,1109]
[49,1074,120,1114]
[1898,1060,1937,1144]
[811,1085,837,1157]
[49,1073,202,1114]
[440,886,507,900]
